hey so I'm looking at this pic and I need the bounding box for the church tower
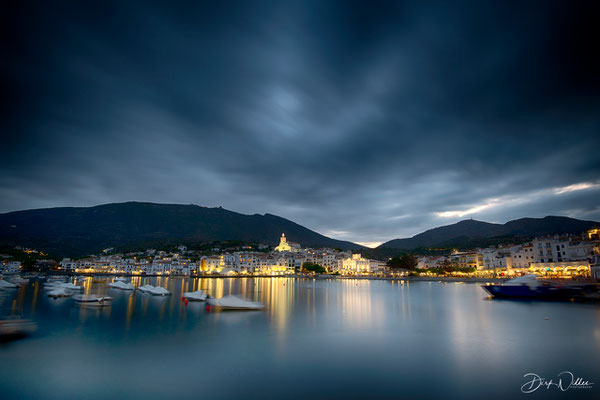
[275,233,292,252]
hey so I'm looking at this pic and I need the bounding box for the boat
[47,287,72,298]
[59,282,84,291]
[146,286,171,296]
[138,284,155,293]
[45,282,83,291]
[115,277,128,282]
[136,284,170,296]
[0,279,19,289]
[73,294,112,305]
[108,281,135,290]
[482,275,597,300]
[206,295,265,310]
[0,317,37,342]
[182,290,207,301]
[10,277,29,284]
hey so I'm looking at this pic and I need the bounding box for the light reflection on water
[0,276,599,400]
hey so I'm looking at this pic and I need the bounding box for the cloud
[437,202,500,218]
[2,0,600,244]
[554,182,600,195]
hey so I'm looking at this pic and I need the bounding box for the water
[1,277,599,400]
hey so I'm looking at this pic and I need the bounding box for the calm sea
[1,276,599,400]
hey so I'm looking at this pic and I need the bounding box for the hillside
[0,202,362,257]
[379,216,599,250]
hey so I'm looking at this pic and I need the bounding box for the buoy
[185,299,189,306]
[205,305,210,312]
[181,296,185,301]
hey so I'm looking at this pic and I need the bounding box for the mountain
[379,216,600,250]
[0,202,362,257]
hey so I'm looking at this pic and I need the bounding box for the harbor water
[1,276,599,399]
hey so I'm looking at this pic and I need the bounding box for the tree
[387,254,418,270]
[301,262,327,274]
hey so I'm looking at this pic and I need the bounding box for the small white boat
[207,295,264,310]
[108,281,135,290]
[47,287,72,298]
[115,277,128,282]
[60,282,84,291]
[73,294,112,304]
[45,282,83,291]
[0,280,19,289]
[147,286,171,296]
[182,290,207,301]
[138,284,154,293]
[10,277,29,284]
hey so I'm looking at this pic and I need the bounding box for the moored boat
[138,284,154,293]
[59,282,84,291]
[0,317,37,342]
[146,286,171,296]
[108,281,135,290]
[482,275,597,300]
[47,287,72,298]
[182,290,207,301]
[45,282,83,291]
[0,279,19,289]
[73,294,112,305]
[206,295,264,310]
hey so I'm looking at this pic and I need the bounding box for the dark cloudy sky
[3,1,600,246]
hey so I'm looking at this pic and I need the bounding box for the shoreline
[29,271,507,283]
[21,271,598,285]
[335,275,505,283]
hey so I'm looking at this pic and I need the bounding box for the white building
[416,256,448,269]
[509,245,532,269]
[339,254,371,275]
[274,233,301,252]
[478,248,511,270]
[202,256,222,273]
[590,254,600,281]
[59,258,78,272]
[1,261,21,274]
[567,241,597,261]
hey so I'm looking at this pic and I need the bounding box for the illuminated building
[528,261,590,277]
[338,254,371,275]
[274,233,301,252]
[1,261,21,274]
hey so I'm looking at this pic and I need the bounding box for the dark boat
[0,317,37,343]
[482,275,597,300]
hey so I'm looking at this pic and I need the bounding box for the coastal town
[3,229,600,281]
